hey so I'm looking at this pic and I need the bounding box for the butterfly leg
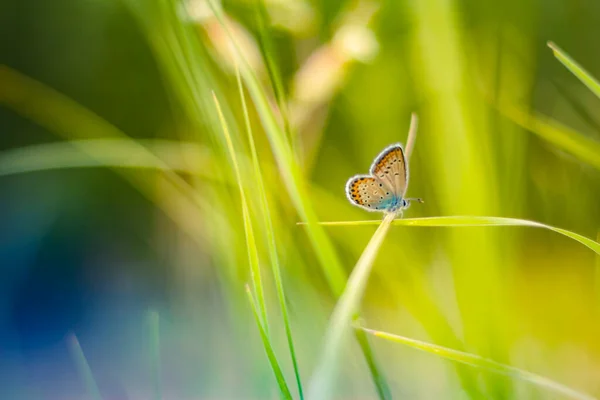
[391,210,403,220]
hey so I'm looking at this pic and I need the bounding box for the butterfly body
[346,143,420,216]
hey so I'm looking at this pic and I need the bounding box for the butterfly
[345,143,423,216]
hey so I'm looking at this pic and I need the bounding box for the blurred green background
[1,0,600,399]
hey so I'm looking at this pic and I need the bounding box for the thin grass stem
[213,92,269,334]
[306,213,395,400]
[236,67,304,399]
[298,216,600,254]
[67,334,103,400]
[245,285,293,400]
[363,327,597,400]
[404,113,419,160]
[148,311,162,400]
[548,42,600,99]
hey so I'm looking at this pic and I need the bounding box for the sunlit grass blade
[404,113,419,159]
[245,284,293,400]
[495,103,600,170]
[206,4,392,397]
[252,0,292,142]
[213,92,269,333]
[205,0,347,296]
[0,139,215,177]
[0,65,214,245]
[300,216,600,254]
[596,232,600,304]
[362,327,597,400]
[548,41,600,99]
[352,320,391,400]
[67,334,103,400]
[549,78,600,135]
[200,12,399,396]
[122,0,238,150]
[302,111,419,400]
[0,66,184,177]
[148,311,162,400]
[236,68,303,399]
[342,111,421,400]
[306,213,395,400]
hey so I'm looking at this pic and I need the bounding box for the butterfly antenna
[407,198,424,203]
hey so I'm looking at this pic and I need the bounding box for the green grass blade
[148,311,162,400]
[205,0,348,296]
[0,139,215,178]
[362,327,597,400]
[0,66,214,244]
[596,232,600,303]
[352,321,391,400]
[67,334,103,400]
[0,66,181,176]
[548,42,600,99]
[350,326,391,400]
[496,104,600,170]
[549,78,600,135]
[213,92,269,334]
[236,68,304,399]
[404,113,419,160]
[306,213,396,400]
[252,0,292,142]
[301,216,600,254]
[121,0,238,151]
[206,5,392,397]
[245,285,293,400]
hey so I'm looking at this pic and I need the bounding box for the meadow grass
[2,0,600,399]
[148,311,163,400]
[213,91,269,333]
[245,284,293,400]
[203,1,392,397]
[495,103,600,171]
[0,66,214,245]
[303,217,600,255]
[305,114,419,400]
[2,49,600,399]
[361,327,596,400]
[66,334,102,400]
[492,43,600,171]
[306,212,396,400]
[548,42,600,100]
[236,67,304,399]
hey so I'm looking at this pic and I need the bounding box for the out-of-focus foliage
[1,0,600,398]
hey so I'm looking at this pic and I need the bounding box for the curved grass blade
[236,68,303,399]
[245,285,293,400]
[548,42,600,99]
[303,111,420,400]
[0,65,214,244]
[404,113,419,159]
[549,77,600,135]
[352,321,391,400]
[148,311,162,400]
[300,216,600,255]
[0,66,184,178]
[362,327,597,400]
[67,334,103,400]
[205,0,348,296]
[213,92,269,334]
[495,104,600,171]
[206,3,392,396]
[306,213,395,400]
[0,139,215,178]
[252,0,292,142]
